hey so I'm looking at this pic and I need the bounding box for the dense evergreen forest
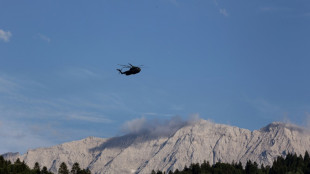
[2,152,310,174]
[0,156,90,174]
[152,151,310,174]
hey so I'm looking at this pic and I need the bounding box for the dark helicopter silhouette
[117,63,142,76]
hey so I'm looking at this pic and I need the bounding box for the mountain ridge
[2,120,310,174]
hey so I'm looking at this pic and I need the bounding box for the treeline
[0,156,91,174]
[152,151,310,174]
[2,151,310,174]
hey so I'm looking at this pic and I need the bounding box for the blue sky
[0,0,310,154]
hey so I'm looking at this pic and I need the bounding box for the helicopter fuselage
[117,65,141,75]
[123,67,141,75]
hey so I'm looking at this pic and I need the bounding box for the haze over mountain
[3,119,310,174]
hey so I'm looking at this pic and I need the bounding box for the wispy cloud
[63,67,99,79]
[0,75,21,96]
[304,12,310,17]
[212,0,229,17]
[213,0,219,6]
[170,104,183,111]
[219,8,229,17]
[0,74,46,96]
[38,33,51,43]
[259,6,292,13]
[244,97,283,120]
[252,99,281,114]
[304,112,310,128]
[0,73,117,153]
[0,29,12,42]
[0,77,16,93]
[169,0,179,6]
[260,6,310,18]
[0,120,55,154]
[141,112,175,117]
[68,113,112,123]
[260,7,275,12]
[278,112,310,133]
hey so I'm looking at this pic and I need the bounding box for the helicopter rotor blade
[118,64,131,68]
[117,63,145,68]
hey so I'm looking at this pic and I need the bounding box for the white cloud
[212,0,229,17]
[122,117,146,134]
[188,113,201,124]
[219,8,229,17]
[0,29,12,42]
[121,115,201,138]
[279,112,310,132]
[38,33,51,43]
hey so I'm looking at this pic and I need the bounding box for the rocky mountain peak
[260,122,307,134]
[2,120,310,174]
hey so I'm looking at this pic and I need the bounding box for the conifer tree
[80,168,91,174]
[71,162,81,174]
[305,151,310,164]
[174,169,180,174]
[34,162,41,174]
[59,162,69,174]
[42,166,53,174]
[201,160,211,172]
[304,151,310,174]
[245,160,258,174]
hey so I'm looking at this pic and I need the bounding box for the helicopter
[117,63,142,76]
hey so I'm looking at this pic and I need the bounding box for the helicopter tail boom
[117,69,124,74]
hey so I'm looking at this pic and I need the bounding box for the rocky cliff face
[3,120,310,174]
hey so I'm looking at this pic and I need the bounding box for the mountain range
[3,119,310,174]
